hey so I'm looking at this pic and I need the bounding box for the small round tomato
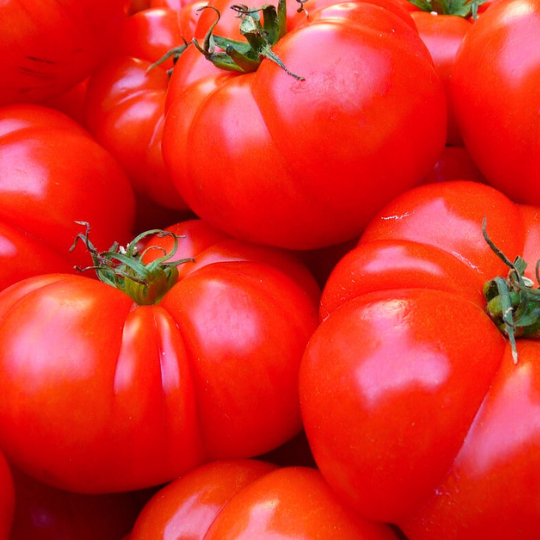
[130,460,400,540]
[410,11,472,145]
[84,8,188,210]
[0,103,135,290]
[301,180,540,539]
[451,0,540,204]
[0,220,319,493]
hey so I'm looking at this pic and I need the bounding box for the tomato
[0,451,14,540]
[0,0,126,106]
[410,11,472,146]
[9,468,151,540]
[162,0,446,250]
[129,460,400,540]
[84,8,188,211]
[0,219,319,493]
[451,0,540,204]
[300,180,540,538]
[0,104,135,290]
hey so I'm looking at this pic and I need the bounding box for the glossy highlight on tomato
[130,460,400,540]
[163,0,446,249]
[301,180,540,539]
[0,220,319,493]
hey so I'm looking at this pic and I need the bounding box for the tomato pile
[0,0,539,537]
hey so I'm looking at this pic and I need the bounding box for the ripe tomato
[300,180,540,538]
[0,104,135,290]
[129,460,400,540]
[410,11,472,146]
[0,0,126,106]
[451,0,540,204]
[0,220,319,493]
[163,0,446,249]
[84,8,188,210]
[0,451,14,540]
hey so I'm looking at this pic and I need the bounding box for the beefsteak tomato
[129,460,400,540]
[300,180,540,538]
[162,0,446,249]
[0,220,319,493]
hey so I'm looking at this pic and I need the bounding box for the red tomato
[84,9,188,210]
[130,460,400,540]
[0,104,135,290]
[410,11,471,146]
[0,0,126,106]
[451,0,540,204]
[0,451,14,540]
[9,469,150,540]
[300,180,540,538]
[162,0,446,250]
[0,220,319,493]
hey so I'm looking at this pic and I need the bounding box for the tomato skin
[0,104,135,288]
[410,12,471,146]
[451,0,540,204]
[130,460,399,540]
[117,8,184,69]
[0,223,319,493]
[84,9,188,210]
[0,0,127,106]
[0,451,14,540]
[163,0,446,250]
[300,180,540,538]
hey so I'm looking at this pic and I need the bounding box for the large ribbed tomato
[301,180,540,539]
[162,0,446,249]
[0,220,319,494]
[129,460,400,540]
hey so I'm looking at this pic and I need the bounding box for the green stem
[71,222,193,305]
[192,0,305,80]
[482,218,540,363]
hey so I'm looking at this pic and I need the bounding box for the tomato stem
[71,222,194,305]
[192,0,305,80]
[482,218,540,363]
[407,0,487,19]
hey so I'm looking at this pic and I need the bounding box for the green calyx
[408,0,487,19]
[482,218,540,364]
[71,222,193,306]
[192,0,305,80]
